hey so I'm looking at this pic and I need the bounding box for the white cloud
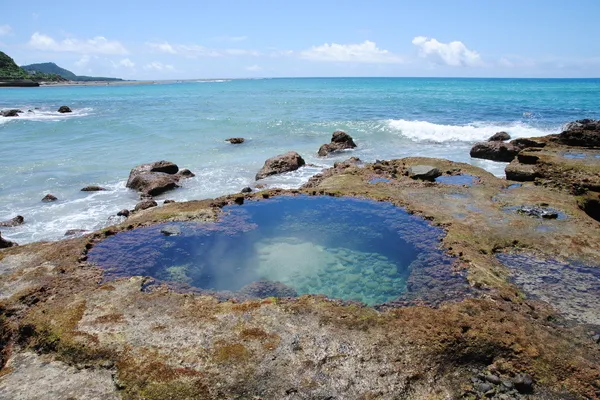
[143,61,175,71]
[412,36,481,67]
[300,40,402,63]
[146,41,177,54]
[146,41,260,58]
[75,55,93,67]
[28,32,128,55]
[116,58,135,68]
[246,64,262,71]
[0,24,11,36]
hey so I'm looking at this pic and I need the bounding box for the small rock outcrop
[226,138,245,144]
[41,194,58,202]
[117,209,130,217]
[134,200,158,212]
[488,131,511,141]
[510,138,546,149]
[58,106,72,113]
[470,141,521,162]
[408,165,442,181]
[1,109,22,117]
[241,187,252,193]
[318,131,357,156]
[0,215,24,227]
[126,161,192,196]
[81,186,106,192]
[555,119,600,147]
[255,151,305,180]
[176,169,195,178]
[0,231,17,248]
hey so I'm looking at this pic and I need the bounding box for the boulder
[255,151,305,180]
[470,141,521,162]
[81,185,106,192]
[511,138,546,149]
[0,232,17,248]
[407,165,442,181]
[41,194,58,202]
[58,106,72,113]
[163,199,176,204]
[126,161,181,196]
[488,131,511,141]
[116,209,130,217]
[134,200,158,212]
[226,137,245,144]
[241,187,252,193]
[556,119,600,147]
[176,169,195,178]
[0,215,24,227]
[1,109,22,117]
[318,131,357,156]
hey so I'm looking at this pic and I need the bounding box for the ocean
[1,77,599,244]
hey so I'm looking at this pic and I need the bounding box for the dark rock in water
[470,141,520,162]
[510,137,546,149]
[512,374,534,394]
[117,209,130,217]
[488,131,511,141]
[241,187,252,193]
[1,109,22,117]
[134,200,158,212]
[318,131,357,156]
[126,161,181,196]
[515,206,559,219]
[226,137,245,144]
[557,119,600,147]
[239,280,298,298]
[41,194,58,202]
[64,229,87,236]
[0,215,24,227]
[255,151,305,180]
[81,185,106,192]
[163,199,176,204]
[408,165,441,181]
[176,168,195,178]
[160,225,181,236]
[0,232,17,248]
[57,106,72,113]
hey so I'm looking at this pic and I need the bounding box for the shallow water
[435,174,476,186]
[89,196,460,305]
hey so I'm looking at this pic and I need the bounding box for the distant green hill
[22,62,124,82]
[0,51,65,82]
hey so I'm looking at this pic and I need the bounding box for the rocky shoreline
[0,122,599,399]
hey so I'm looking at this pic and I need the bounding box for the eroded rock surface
[488,131,511,141]
[0,215,24,227]
[126,160,192,196]
[318,130,357,156]
[470,141,521,162]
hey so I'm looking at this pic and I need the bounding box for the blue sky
[1,0,599,79]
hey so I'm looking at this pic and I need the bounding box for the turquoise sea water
[1,78,599,243]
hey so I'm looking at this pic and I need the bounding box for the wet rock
[57,105,72,113]
[239,280,298,298]
[512,373,534,394]
[488,131,511,141]
[176,168,195,178]
[160,225,181,236]
[515,206,559,219]
[470,141,521,162]
[226,137,245,144]
[126,161,181,196]
[407,165,441,181]
[334,157,362,169]
[0,231,17,248]
[557,119,600,147]
[117,209,130,217]
[0,215,24,227]
[318,131,357,156]
[255,151,305,180]
[511,137,546,149]
[163,199,176,204]
[64,229,88,236]
[134,200,158,212]
[485,374,502,385]
[1,109,22,117]
[41,194,58,202]
[505,162,539,182]
[81,185,106,192]
[241,187,252,193]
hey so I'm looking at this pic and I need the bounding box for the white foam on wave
[0,107,93,125]
[195,79,232,83]
[386,119,557,143]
